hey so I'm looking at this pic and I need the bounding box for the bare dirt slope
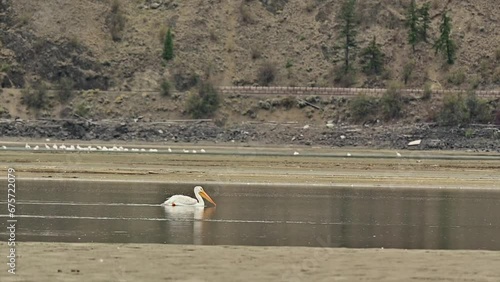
[1,0,500,91]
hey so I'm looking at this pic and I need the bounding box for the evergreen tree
[360,36,384,75]
[406,0,419,52]
[418,3,431,42]
[434,12,456,64]
[337,0,358,74]
[163,28,174,61]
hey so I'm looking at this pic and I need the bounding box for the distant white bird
[89,146,97,151]
[66,145,75,151]
[97,146,102,150]
[131,148,139,152]
[118,146,124,151]
[45,138,50,142]
[200,149,206,153]
[59,144,66,150]
[140,148,146,152]
[396,152,402,157]
[53,144,58,150]
[347,153,352,157]
[168,147,172,153]
[2,145,7,149]
[123,148,129,151]
[25,143,31,149]
[183,149,189,153]
[293,151,300,156]
[102,146,108,151]
[149,148,158,152]
[192,150,197,154]
[45,144,50,150]
[112,146,119,151]
[33,145,39,150]
[77,145,83,150]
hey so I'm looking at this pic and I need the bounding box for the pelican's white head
[194,186,216,206]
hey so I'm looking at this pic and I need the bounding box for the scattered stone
[326,123,334,129]
[340,135,346,140]
[408,139,422,146]
[303,124,310,129]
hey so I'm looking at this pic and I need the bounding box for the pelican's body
[163,186,216,207]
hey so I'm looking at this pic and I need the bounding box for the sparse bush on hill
[257,62,277,86]
[402,60,415,85]
[22,82,47,109]
[174,70,199,91]
[447,68,466,86]
[109,0,125,42]
[422,83,432,100]
[349,93,378,122]
[239,3,255,24]
[438,93,469,126]
[57,77,74,103]
[160,79,171,97]
[381,82,404,120]
[185,81,220,118]
[465,91,492,124]
[75,102,91,118]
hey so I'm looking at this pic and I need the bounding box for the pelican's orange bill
[200,191,216,206]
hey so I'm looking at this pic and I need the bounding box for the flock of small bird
[0,144,404,157]
[0,143,210,154]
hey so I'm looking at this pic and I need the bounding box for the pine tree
[360,36,384,75]
[434,12,456,64]
[418,2,431,42]
[338,0,358,74]
[406,0,419,52]
[163,28,174,61]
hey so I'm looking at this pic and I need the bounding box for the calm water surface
[1,180,500,250]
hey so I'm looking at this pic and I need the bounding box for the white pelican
[293,151,300,155]
[168,147,172,153]
[200,149,206,153]
[45,144,50,150]
[52,144,58,150]
[2,145,7,149]
[347,153,352,157]
[396,152,402,157]
[183,149,189,153]
[25,143,31,149]
[33,145,39,150]
[162,186,216,207]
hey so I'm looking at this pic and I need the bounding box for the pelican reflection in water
[162,206,216,244]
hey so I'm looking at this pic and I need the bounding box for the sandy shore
[0,243,499,282]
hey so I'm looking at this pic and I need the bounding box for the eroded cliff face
[1,0,498,91]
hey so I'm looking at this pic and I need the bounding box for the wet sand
[1,146,500,281]
[1,243,500,282]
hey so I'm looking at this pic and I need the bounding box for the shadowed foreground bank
[1,243,499,282]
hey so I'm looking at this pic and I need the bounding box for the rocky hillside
[1,0,500,92]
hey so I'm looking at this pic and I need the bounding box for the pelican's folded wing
[164,195,198,206]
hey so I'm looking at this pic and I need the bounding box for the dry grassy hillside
[1,0,499,91]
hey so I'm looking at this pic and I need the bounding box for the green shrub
[438,93,469,126]
[422,83,432,100]
[257,61,277,86]
[163,28,174,61]
[185,82,220,118]
[75,102,91,117]
[402,60,415,85]
[381,83,404,120]
[281,96,296,110]
[22,82,47,109]
[57,77,74,103]
[447,68,466,86]
[466,91,492,123]
[174,70,199,91]
[109,0,125,41]
[349,93,378,122]
[160,79,171,97]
